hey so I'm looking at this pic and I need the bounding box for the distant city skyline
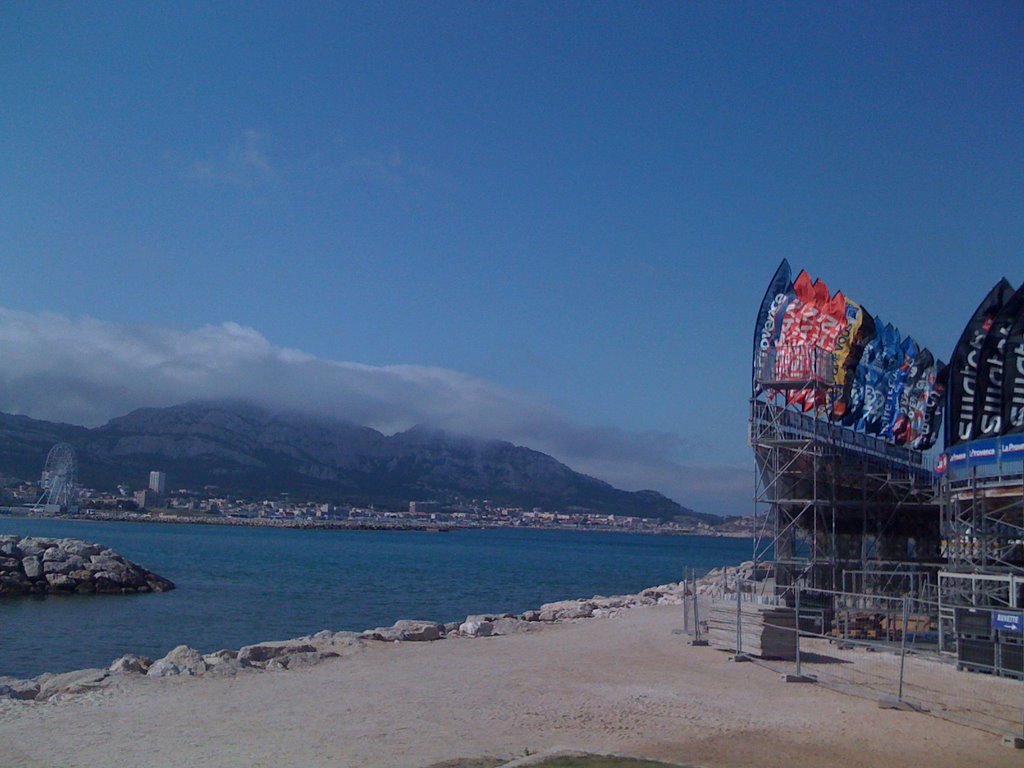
[2,3,1021,515]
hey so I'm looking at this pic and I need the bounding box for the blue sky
[1,2,1022,515]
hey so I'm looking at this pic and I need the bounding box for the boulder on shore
[361,620,444,642]
[147,645,208,677]
[0,536,174,596]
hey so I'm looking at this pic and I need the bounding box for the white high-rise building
[149,471,167,496]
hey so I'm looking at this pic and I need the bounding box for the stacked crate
[834,611,883,640]
[707,600,797,660]
[956,608,996,675]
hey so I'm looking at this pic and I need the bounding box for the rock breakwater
[0,561,754,703]
[0,535,174,596]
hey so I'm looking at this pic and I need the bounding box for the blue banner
[1000,435,1024,462]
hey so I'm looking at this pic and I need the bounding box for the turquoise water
[0,518,751,678]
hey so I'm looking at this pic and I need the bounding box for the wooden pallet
[707,601,797,660]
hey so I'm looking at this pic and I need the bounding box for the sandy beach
[0,602,1016,768]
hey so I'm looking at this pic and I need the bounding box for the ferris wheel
[36,443,77,510]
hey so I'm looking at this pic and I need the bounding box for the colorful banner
[830,298,873,420]
[751,263,949,454]
[802,287,849,410]
[914,361,947,450]
[843,318,883,429]
[946,279,1014,447]
[894,348,933,446]
[881,336,919,440]
[773,270,817,385]
[859,323,900,435]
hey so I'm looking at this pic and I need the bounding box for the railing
[680,569,1024,738]
[750,400,930,473]
[755,346,835,388]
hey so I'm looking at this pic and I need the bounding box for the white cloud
[183,129,274,188]
[0,307,749,513]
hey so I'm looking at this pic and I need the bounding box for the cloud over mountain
[0,307,747,513]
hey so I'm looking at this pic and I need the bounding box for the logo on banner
[935,454,949,474]
[1002,438,1024,456]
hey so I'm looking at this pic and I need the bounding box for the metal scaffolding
[751,346,939,594]
[938,456,1024,612]
[941,466,1024,573]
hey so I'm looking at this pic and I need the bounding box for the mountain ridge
[0,401,714,523]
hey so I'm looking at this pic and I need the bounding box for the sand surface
[0,604,1017,767]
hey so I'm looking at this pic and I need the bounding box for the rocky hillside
[0,402,712,523]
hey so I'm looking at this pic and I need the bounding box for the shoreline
[1,563,749,691]
[0,565,1013,768]
[0,509,755,537]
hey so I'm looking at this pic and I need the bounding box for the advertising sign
[859,324,900,435]
[972,284,1024,440]
[915,362,947,450]
[752,259,792,390]
[895,348,934,445]
[882,336,919,441]
[1000,435,1024,459]
[831,300,875,421]
[752,263,949,454]
[947,446,969,469]
[843,319,883,429]
[967,439,999,467]
[947,278,1014,447]
[1003,308,1024,437]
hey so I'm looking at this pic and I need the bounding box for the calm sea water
[0,518,751,678]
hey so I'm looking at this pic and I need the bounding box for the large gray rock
[459,616,493,637]
[491,617,535,635]
[18,537,54,557]
[590,595,631,610]
[0,676,39,700]
[204,657,245,677]
[63,541,102,558]
[268,651,328,671]
[538,600,594,622]
[35,668,109,700]
[44,573,76,590]
[147,645,208,677]
[0,537,21,557]
[361,620,443,642]
[43,555,86,575]
[21,555,42,579]
[237,641,318,666]
[202,650,244,677]
[109,654,153,674]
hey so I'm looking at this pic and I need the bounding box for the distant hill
[0,401,716,524]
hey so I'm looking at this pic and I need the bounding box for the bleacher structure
[750,345,939,597]
[748,266,1024,680]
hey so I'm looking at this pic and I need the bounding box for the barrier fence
[680,567,1024,741]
